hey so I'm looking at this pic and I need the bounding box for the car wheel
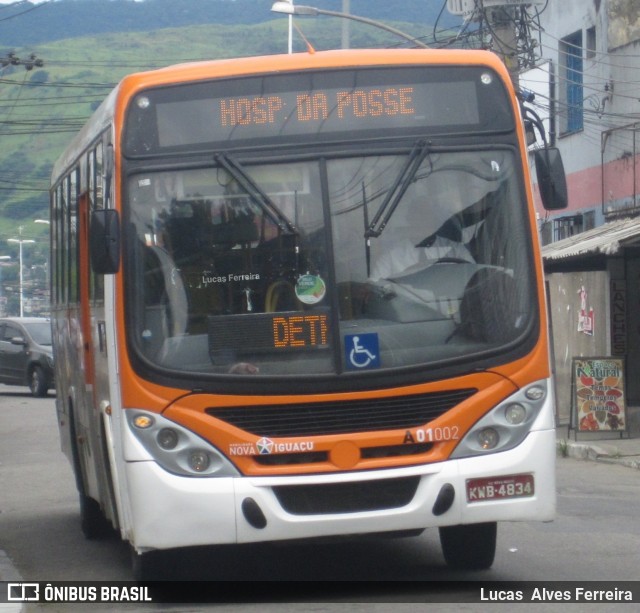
[29,365,49,397]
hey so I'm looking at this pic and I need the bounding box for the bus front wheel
[131,547,164,581]
[79,494,112,540]
[439,522,497,570]
[69,406,111,539]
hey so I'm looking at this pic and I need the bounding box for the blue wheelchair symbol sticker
[345,333,380,370]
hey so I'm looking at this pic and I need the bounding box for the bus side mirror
[535,147,568,211]
[90,209,120,274]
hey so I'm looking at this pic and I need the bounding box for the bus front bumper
[124,428,556,552]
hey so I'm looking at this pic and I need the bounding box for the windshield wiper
[214,153,297,235]
[365,140,430,238]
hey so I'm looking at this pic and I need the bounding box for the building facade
[532,0,640,432]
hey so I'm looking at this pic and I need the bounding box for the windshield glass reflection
[126,149,533,379]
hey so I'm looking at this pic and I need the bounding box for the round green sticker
[295,274,326,305]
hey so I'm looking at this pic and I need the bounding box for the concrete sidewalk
[556,424,640,470]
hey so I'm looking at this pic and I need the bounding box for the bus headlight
[126,410,239,477]
[451,380,548,459]
[157,428,179,450]
[188,451,211,473]
[505,403,527,425]
[478,427,499,449]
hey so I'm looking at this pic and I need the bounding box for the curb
[556,439,640,469]
[593,455,640,470]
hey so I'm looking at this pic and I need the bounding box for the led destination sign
[217,86,416,128]
[208,310,330,359]
[125,67,512,154]
[272,313,329,349]
[157,81,477,147]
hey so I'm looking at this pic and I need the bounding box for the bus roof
[121,48,509,92]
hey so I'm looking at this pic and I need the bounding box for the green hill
[0,16,431,225]
[0,14,445,312]
[0,0,458,46]
[0,1,462,316]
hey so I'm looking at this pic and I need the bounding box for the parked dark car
[0,317,54,397]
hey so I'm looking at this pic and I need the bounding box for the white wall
[547,269,609,424]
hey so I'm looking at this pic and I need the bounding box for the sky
[0,1,145,3]
[0,1,145,4]
[0,0,146,3]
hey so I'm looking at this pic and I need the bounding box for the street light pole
[271,2,429,49]
[285,0,293,53]
[0,255,11,317]
[33,219,51,311]
[342,0,350,50]
[8,229,35,318]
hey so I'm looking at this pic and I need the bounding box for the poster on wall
[577,286,594,335]
[571,357,626,435]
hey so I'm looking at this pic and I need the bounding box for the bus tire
[68,405,112,540]
[79,494,112,540]
[131,548,164,581]
[439,522,497,570]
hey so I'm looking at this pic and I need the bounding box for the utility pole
[486,5,519,88]
[445,1,545,90]
[1,53,44,317]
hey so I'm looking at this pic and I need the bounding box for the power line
[0,0,50,23]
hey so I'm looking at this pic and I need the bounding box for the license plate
[466,474,534,503]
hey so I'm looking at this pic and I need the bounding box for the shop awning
[542,217,640,261]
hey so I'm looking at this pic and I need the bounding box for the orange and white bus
[50,48,566,578]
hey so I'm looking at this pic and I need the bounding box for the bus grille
[206,388,476,437]
[273,476,420,515]
[252,443,434,466]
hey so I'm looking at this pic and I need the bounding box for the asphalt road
[1,386,639,610]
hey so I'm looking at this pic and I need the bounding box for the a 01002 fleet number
[413,426,460,443]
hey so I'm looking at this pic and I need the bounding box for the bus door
[78,191,96,394]
[79,141,110,411]
[74,187,118,525]
[80,168,119,529]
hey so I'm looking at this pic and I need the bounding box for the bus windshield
[126,147,533,378]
